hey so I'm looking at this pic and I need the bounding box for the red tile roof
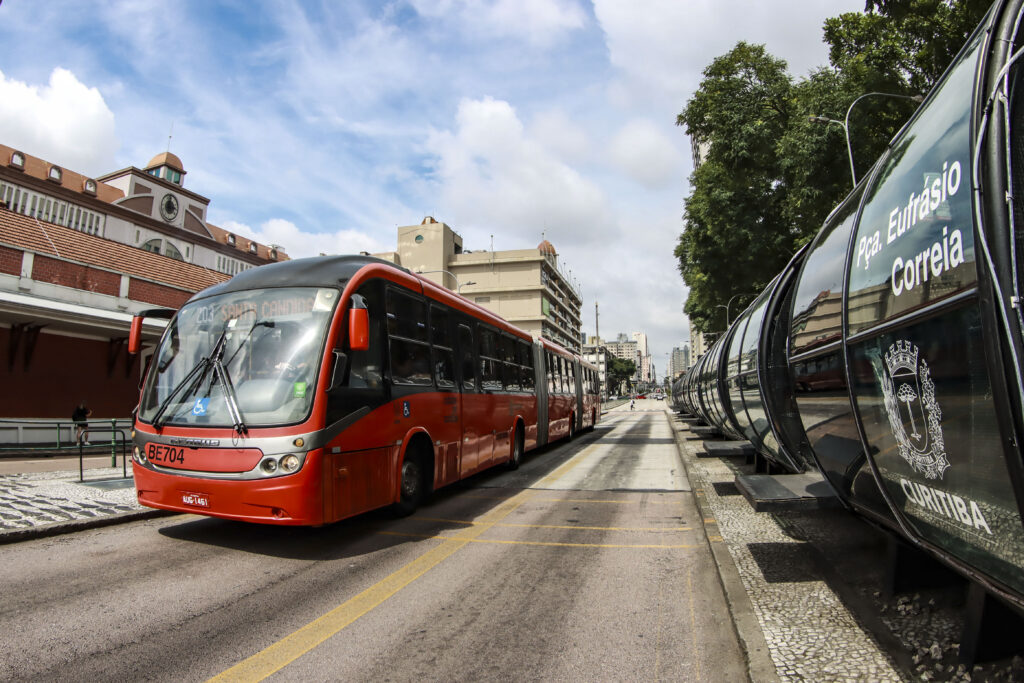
[0,206,229,294]
[0,143,124,204]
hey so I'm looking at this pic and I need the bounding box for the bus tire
[568,415,575,441]
[506,424,524,470]
[393,450,425,517]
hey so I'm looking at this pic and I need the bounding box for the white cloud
[0,68,117,175]
[608,118,681,189]
[593,0,864,113]
[425,97,617,248]
[410,0,587,46]
[529,108,593,166]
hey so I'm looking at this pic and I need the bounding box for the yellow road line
[378,530,699,550]
[207,492,533,683]
[414,516,691,532]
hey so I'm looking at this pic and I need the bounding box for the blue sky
[0,0,862,370]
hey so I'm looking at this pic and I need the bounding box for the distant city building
[691,136,711,169]
[375,217,583,352]
[605,334,641,389]
[669,345,689,378]
[632,331,652,384]
[688,325,715,369]
[0,143,286,420]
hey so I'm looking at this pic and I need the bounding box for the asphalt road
[1,404,746,682]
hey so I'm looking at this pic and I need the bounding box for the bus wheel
[394,453,424,516]
[506,426,524,470]
[568,416,575,441]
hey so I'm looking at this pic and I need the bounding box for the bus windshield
[138,287,339,428]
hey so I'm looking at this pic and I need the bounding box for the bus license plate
[181,492,209,508]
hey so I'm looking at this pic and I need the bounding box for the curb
[664,408,780,683]
[0,508,176,545]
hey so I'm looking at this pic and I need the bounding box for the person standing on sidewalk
[72,400,92,446]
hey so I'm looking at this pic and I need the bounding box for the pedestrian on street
[630,398,635,411]
[72,400,92,446]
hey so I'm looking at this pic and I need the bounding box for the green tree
[606,356,636,395]
[675,1,990,335]
[675,43,797,332]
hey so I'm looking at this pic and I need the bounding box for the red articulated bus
[127,255,600,525]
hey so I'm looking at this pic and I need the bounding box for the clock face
[160,193,179,222]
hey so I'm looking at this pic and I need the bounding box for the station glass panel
[727,316,751,438]
[849,306,1024,595]
[791,346,863,497]
[763,266,813,471]
[790,188,862,357]
[740,297,778,457]
[846,29,982,336]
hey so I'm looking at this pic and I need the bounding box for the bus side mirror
[349,308,369,351]
[127,308,175,355]
[128,316,144,355]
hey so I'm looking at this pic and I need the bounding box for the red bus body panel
[131,261,594,526]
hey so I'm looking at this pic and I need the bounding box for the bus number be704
[147,443,186,465]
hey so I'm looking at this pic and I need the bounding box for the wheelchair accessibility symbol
[192,398,210,416]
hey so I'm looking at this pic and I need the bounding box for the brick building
[0,144,286,422]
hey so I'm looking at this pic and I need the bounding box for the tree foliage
[606,356,636,394]
[675,0,990,334]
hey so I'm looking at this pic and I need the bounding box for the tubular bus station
[673,0,1024,663]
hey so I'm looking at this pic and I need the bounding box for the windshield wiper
[152,325,233,430]
[210,330,247,436]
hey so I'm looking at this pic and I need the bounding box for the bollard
[110,418,117,467]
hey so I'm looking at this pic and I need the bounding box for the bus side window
[387,289,431,386]
[478,326,501,391]
[518,341,534,391]
[431,305,455,389]
[500,335,519,391]
[458,324,476,392]
[345,287,384,389]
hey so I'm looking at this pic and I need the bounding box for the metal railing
[0,418,133,480]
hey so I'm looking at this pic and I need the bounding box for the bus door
[457,324,481,476]
[429,304,461,487]
[535,344,549,447]
[475,326,502,468]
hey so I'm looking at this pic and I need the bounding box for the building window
[226,234,236,246]
[142,239,162,255]
[83,178,97,195]
[9,151,25,170]
[164,242,183,261]
[249,242,258,254]
[270,248,277,260]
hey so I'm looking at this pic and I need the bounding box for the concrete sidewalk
[0,465,168,543]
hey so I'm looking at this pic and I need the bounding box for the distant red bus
[128,256,600,525]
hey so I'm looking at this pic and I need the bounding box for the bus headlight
[261,458,278,474]
[280,454,301,473]
[133,446,145,464]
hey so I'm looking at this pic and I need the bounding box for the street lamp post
[810,91,924,188]
[415,269,476,293]
[716,293,744,327]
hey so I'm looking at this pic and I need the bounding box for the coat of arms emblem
[880,340,949,479]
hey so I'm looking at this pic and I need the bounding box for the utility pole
[595,301,599,344]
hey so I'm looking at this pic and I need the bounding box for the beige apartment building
[376,217,583,353]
